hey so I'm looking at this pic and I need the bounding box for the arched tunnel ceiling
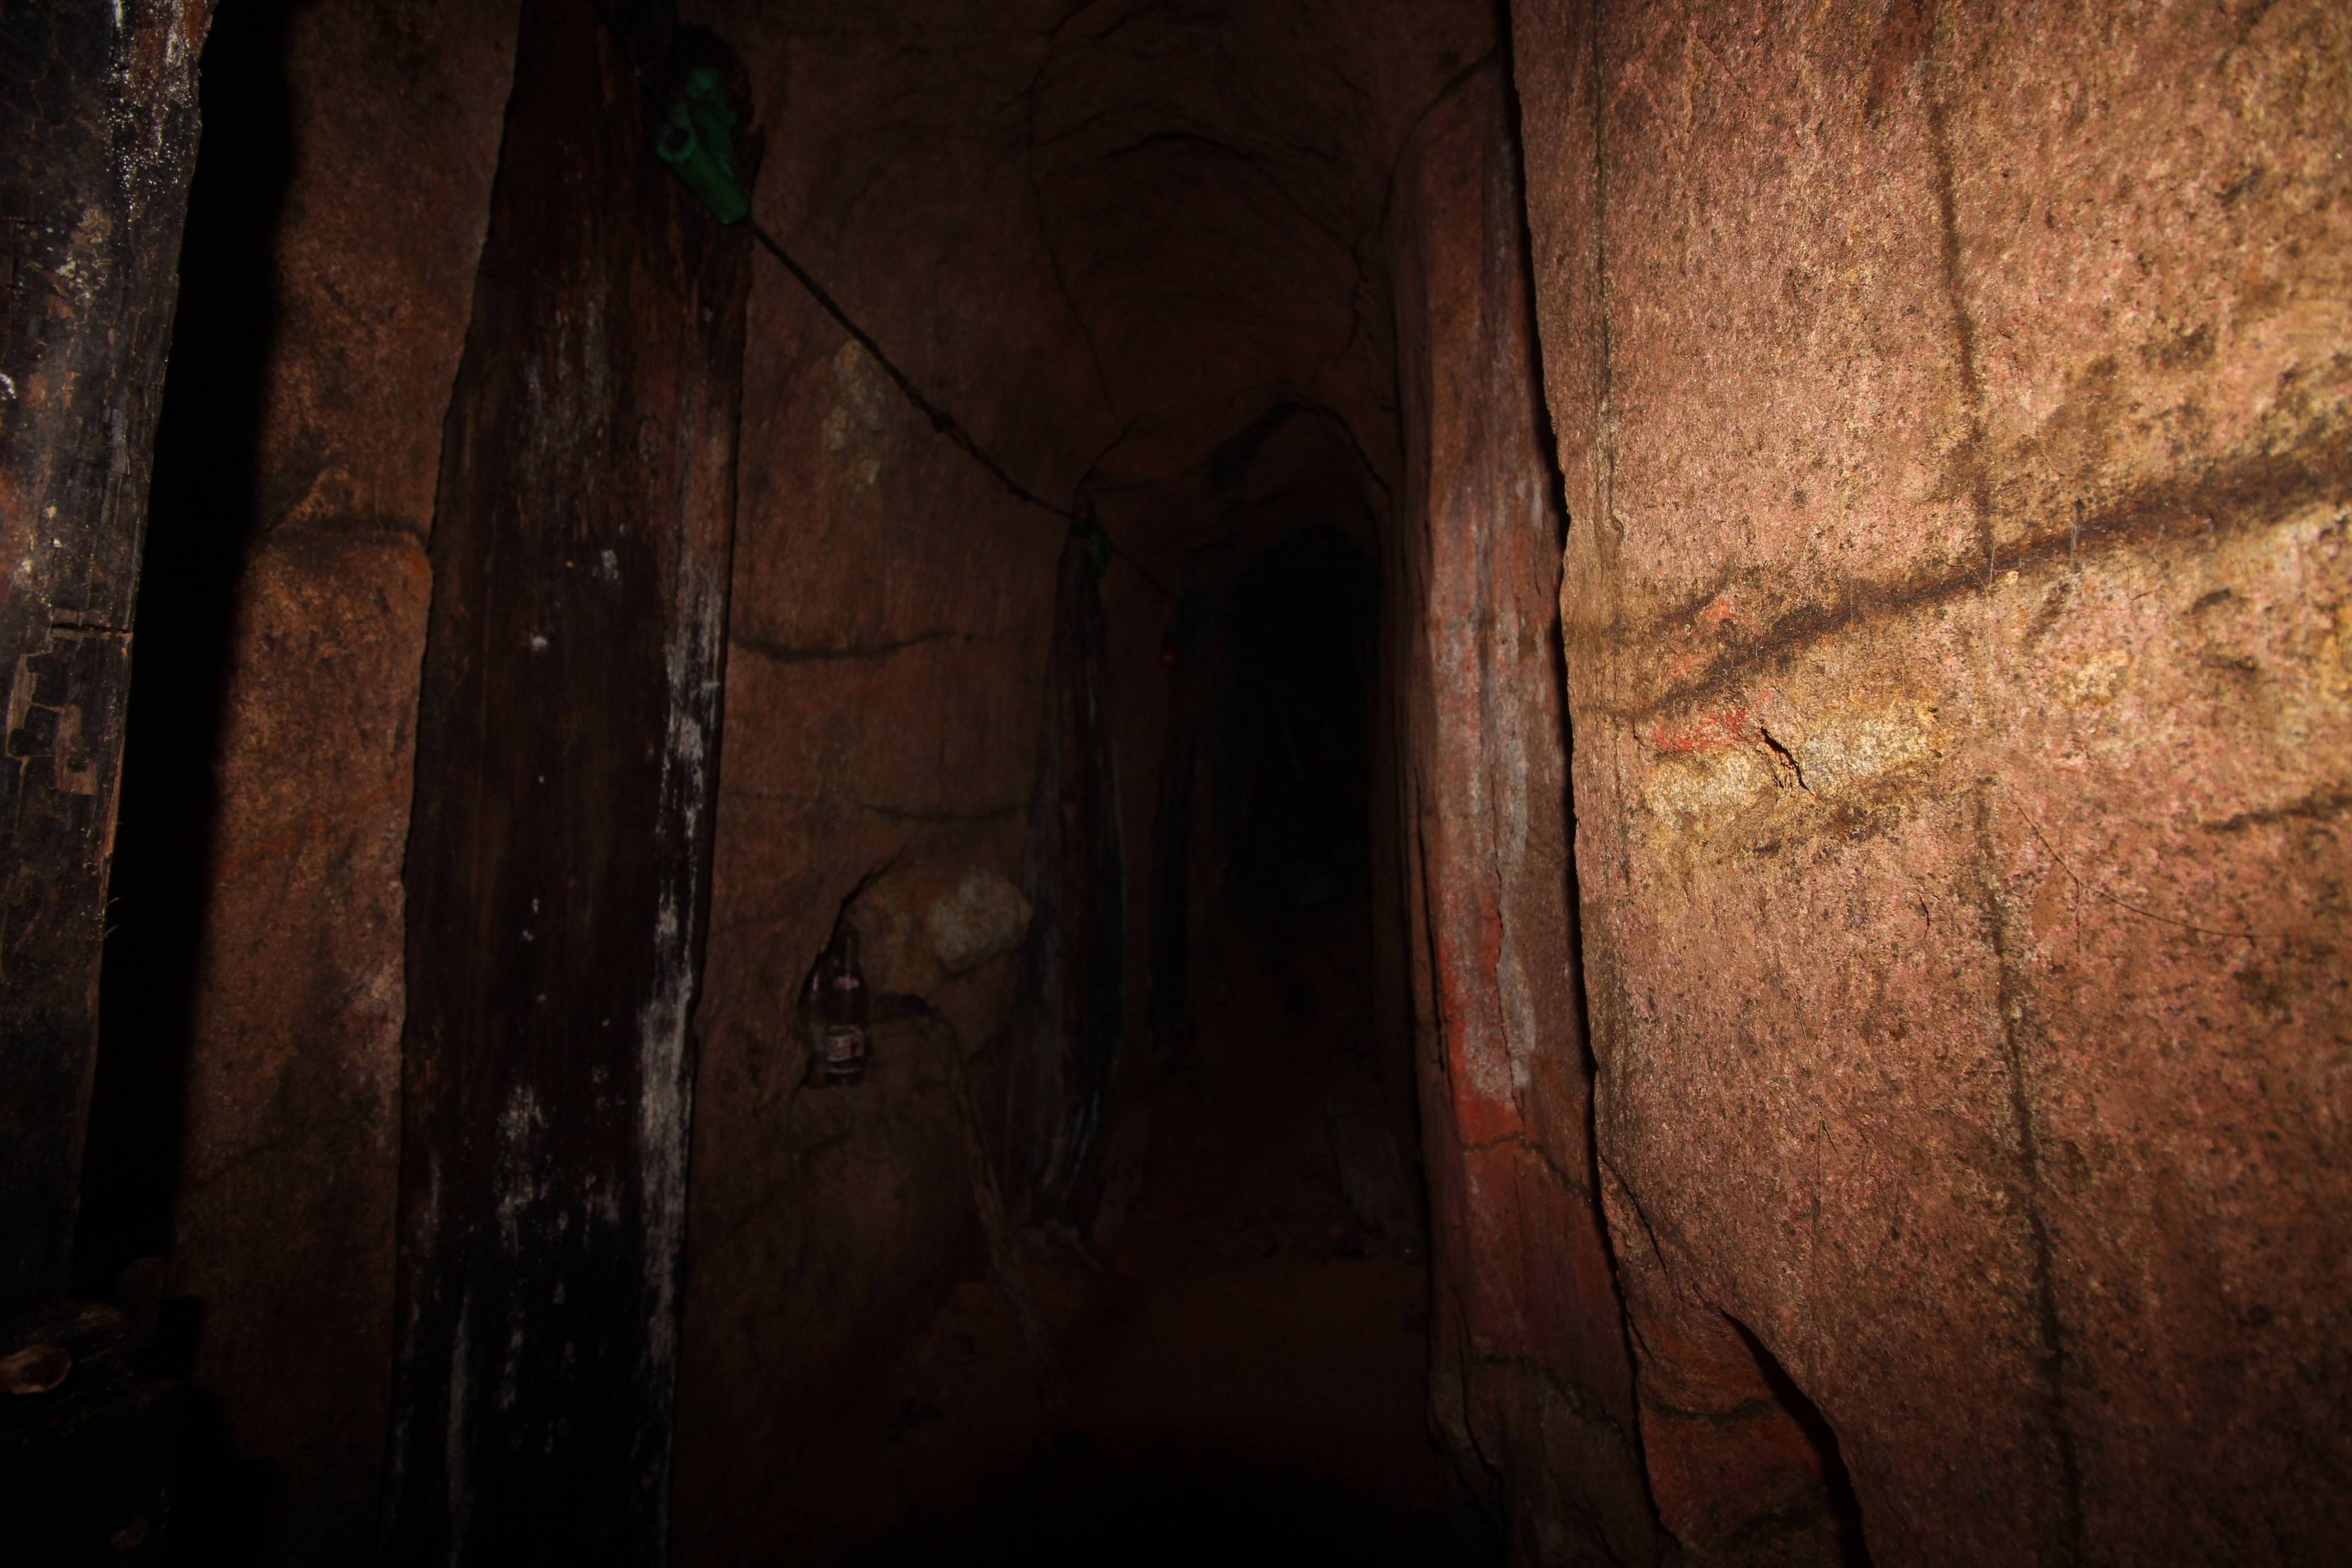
[1027,1,1485,479]
[702,0,1494,496]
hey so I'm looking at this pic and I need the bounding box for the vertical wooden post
[383,2,753,1559]
[0,1,212,1325]
[1007,530,1125,1216]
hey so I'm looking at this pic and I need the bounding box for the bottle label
[822,1025,867,1072]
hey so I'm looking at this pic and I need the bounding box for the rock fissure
[1584,433,2352,724]
[730,627,1001,665]
[1970,783,2089,1565]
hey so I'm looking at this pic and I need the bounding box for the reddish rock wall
[142,5,514,1558]
[667,7,1497,1557]
[1387,62,1655,1567]
[115,5,1506,1557]
[87,4,2352,1561]
[1510,1,2351,1561]
[667,7,1100,1557]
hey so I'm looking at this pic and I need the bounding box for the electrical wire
[746,221,1176,601]
[748,221,1076,523]
[608,12,1176,599]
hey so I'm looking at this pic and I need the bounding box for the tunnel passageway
[10,2,2347,1563]
[766,519,1471,1563]
[813,896,1466,1565]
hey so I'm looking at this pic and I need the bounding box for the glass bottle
[817,926,869,1084]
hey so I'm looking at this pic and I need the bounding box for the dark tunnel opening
[792,492,1470,1566]
[1223,525,1376,929]
[1148,517,1382,1054]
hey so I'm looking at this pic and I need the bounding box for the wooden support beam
[0,1,212,1326]
[383,2,754,1558]
[1007,531,1125,1218]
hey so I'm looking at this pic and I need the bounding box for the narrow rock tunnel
[4,2,2348,1565]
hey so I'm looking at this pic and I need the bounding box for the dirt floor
[783,897,1489,1565]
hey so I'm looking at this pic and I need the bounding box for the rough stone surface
[1019,0,1492,484]
[669,5,1495,1558]
[927,867,1034,978]
[119,9,1500,1550]
[174,527,431,1537]
[1511,1,2352,1561]
[245,9,521,538]
[151,5,514,1557]
[670,7,1082,1554]
[88,3,2352,1561]
[1387,62,1655,1567]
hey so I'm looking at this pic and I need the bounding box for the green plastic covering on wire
[1076,518,1115,580]
[656,66,749,223]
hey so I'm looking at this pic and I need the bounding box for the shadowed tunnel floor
[775,896,1484,1566]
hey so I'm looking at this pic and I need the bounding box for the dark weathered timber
[0,2,210,1325]
[383,4,754,1561]
[1006,530,1124,1217]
